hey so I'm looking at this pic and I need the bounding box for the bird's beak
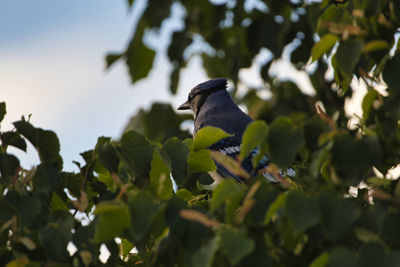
[177,100,190,110]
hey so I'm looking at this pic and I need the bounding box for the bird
[177,78,295,183]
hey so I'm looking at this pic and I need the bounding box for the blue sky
[0,1,208,170]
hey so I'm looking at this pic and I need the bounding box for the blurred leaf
[96,137,119,173]
[330,247,357,267]
[219,228,254,265]
[126,0,134,8]
[383,54,400,90]
[380,212,400,246]
[357,243,385,267]
[1,131,27,152]
[120,238,134,258]
[38,211,73,261]
[240,121,269,160]
[264,192,287,225]
[362,89,378,120]
[267,116,303,168]
[0,198,16,225]
[354,227,382,244]
[286,190,320,232]
[192,236,219,267]
[311,34,338,62]
[14,120,61,164]
[0,102,5,122]
[175,188,194,203]
[187,149,216,173]
[50,192,69,211]
[319,188,359,240]
[211,179,244,213]
[362,40,389,53]
[335,39,363,83]
[128,191,164,241]
[105,53,123,69]
[124,103,191,142]
[5,191,41,228]
[125,22,156,84]
[149,150,173,200]
[119,130,153,184]
[192,127,232,151]
[332,134,382,184]
[309,252,329,267]
[162,137,189,187]
[0,153,19,180]
[94,200,131,243]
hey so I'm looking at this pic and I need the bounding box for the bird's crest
[192,78,227,93]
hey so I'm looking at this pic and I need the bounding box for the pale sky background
[0,0,208,171]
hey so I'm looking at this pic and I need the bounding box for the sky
[0,0,209,171]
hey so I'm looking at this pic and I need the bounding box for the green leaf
[319,188,359,240]
[332,134,382,184]
[330,247,357,267]
[125,23,156,84]
[211,179,244,212]
[50,192,69,211]
[119,130,153,183]
[286,190,320,232]
[162,137,189,187]
[0,153,20,180]
[354,227,382,244]
[175,188,194,203]
[219,229,254,265]
[380,212,400,246]
[192,236,219,267]
[335,39,363,80]
[311,34,338,62]
[383,54,400,91]
[13,121,61,164]
[96,137,119,173]
[94,200,131,242]
[0,102,5,122]
[124,103,191,143]
[5,191,41,228]
[264,192,287,225]
[128,191,164,241]
[362,40,389,53]
[309,252,329,267]
[38,211,73,261]
[1,131,27,152]
[362,89,378,120]
[192,126,232,151]
[37,129,61,163]
[0,198,16,225]
[357,243,385,267]
[120,238,134,258]
[105,53,123,69]
[267,116,302,168]
[240,120,269,160]
[126,0,134,7]
[149,150,173,200]
[187,149,216,173]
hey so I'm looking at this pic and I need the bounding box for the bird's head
[177,78,227,116]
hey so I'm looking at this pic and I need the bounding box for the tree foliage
[1,0,400,266]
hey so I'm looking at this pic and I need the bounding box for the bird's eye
[189,95,193,101]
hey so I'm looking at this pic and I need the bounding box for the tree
[1,0,400,266]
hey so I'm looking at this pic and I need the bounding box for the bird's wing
[208,137,295,183]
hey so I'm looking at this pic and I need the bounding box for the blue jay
[178,78,294,183]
